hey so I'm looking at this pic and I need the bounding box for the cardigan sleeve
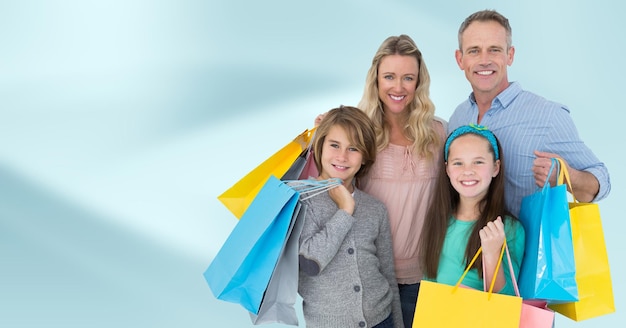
[299,201,356,276]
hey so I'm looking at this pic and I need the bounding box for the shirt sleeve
[545,106,611,202]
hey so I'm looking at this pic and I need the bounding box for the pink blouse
[360,118,447,284]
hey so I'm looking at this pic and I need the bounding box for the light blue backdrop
[0,1,621,327]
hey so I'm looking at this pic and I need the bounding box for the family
[296,9,611,328]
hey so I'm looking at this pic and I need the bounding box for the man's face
[455,20,515,99]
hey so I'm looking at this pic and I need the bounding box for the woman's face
[377,54,419,115]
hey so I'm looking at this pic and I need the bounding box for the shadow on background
[0,165,218,327]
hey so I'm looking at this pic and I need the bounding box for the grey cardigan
[298,188,403,328]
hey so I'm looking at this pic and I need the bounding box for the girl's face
[319,125,363,190]
[377,54,419,115]
[446,134,500,202]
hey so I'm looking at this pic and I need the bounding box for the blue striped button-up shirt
[448,82,610,217]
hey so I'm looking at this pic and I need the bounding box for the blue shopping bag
[518,158,578,302]
[249,201,307,325]
[205,175,300,314]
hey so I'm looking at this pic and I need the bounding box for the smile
[390,95,405,101]
[476,70,494,76]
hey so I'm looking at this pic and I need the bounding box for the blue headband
[444,124,500,161]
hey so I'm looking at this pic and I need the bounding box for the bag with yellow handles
[548,158,615,321]
[217,128,315,219]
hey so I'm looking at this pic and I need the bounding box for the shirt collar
[468,81,522,110]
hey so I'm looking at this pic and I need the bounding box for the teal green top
[424,216,525,296]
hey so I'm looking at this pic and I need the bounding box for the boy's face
[319,125,363,189]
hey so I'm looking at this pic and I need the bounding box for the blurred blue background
[0,0,621,327]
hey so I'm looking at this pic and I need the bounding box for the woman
[357,35,446,327]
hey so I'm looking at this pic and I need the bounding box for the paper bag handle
[293,127,317,150]
[283,178,341,200]
[479,240,523,298]
[555,157,577,203]
[453,239,507,299]
[539,158,559,192]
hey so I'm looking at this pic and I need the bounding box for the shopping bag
[520,300,554,328]
[249,202,307,325]
[413,242,522,328]
[548,159,615,321]
[281,144,318,181]
[218,128,315,219]
[205,176,300,314]
[518,158,578,302]
[281,148,310,181]
[297,147,318,180]
[503,239,555,328]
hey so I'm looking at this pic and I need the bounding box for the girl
[418,124,525,294]
[299,106,403,328]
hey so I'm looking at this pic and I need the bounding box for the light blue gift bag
[205,176,340,316]
[205,175,299,314]
[518,158,578,302]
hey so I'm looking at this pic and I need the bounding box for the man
[448,9,610,216]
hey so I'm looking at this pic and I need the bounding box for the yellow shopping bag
[218,128,315,219]
[413,242,522,327]
[548,159,615,321]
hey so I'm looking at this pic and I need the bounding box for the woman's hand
[314,112,327,127]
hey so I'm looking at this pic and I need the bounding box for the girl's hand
[480,216,507,292]
[328,184,355,215]
[479,216,505,257]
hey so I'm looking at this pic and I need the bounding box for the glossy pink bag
[501,242,555,328]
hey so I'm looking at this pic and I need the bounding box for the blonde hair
[357,34,439,159]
